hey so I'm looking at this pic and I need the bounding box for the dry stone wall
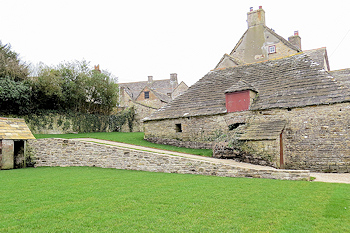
[28,138,309,181]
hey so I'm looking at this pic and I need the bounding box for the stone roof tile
[0,118,35,140]
[225,79,257,93]
[240,120,286,140]
[145,51,348,121]
[119,79,176,101]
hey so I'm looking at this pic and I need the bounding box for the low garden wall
[28,138,310,181]
[28,139,310,180]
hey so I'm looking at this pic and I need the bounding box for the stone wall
[144,113,247,143]
[121,102,156,132]
[144,102,350,172]
[28,138,309,181]
[146,137,213,149]
[282,103,350,172]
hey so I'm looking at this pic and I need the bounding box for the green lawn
[1,167,349,232]
[34,132,212,157]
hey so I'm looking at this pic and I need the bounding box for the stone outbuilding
[0,117,35,169]
[143,7,350,172]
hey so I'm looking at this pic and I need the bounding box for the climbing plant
[18,107,136,134]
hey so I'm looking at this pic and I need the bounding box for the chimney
[170,73,177,83]
[148,76,153,83]
[288,31,301,50]
[94,64,101,73]
[247,6,265,28]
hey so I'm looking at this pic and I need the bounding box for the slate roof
[119,79,176,103]
[303,47,330,71]
[225,80,257,93]
[329,68,350,90]
[0,118,35,140]
[134,87,172,103]
[240,120,286,140]
[145,51,350,121]
[215,54,246,69]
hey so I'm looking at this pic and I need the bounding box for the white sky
[1,0,350,86]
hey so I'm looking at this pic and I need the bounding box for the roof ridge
[119,78,171,85]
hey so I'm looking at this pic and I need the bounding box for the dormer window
[144,91,150,99]
[268,45,276,54]
[225,80,257,113]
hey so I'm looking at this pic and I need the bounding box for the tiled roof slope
[0,117,35,140]
[329,68,350,90]
[119,79,175,101]
[120,81,148,100]
[240,120,286,140]
[145,52,349,121]
[304,47,330,71]
[225,80,256,93]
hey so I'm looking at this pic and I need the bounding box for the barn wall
[144,102,350,172]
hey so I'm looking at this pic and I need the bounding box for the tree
[31,60,119,114]
[0,39,119,115]
[30,65,64,110]
[0,41,29,81]
[0,40,31,114]
[86,69,119,114]
[0,77,31,114]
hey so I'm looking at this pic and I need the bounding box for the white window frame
[268,45,276,54]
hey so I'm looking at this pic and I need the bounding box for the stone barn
[0,117,35,169]
[143,7,350,172]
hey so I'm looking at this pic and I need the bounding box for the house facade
[143,7,350,172]
[119,73,188,131]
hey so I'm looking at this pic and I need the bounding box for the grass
[34,132,212,157]
[0,167,349,232]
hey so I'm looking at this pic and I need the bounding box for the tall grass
[1,167,349,232]
[34,132,212,157]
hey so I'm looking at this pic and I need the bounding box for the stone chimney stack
[148,76,153,83]
[288,31,302,50]
[170,73,178,83]
[247,6,265,28]
[94,64,101,73]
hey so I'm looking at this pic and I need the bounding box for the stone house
[143,7,350,172]
[0,117,35,169]
[119,73,188,131]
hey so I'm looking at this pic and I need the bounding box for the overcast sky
[1,0,350,86]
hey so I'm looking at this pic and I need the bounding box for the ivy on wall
[9,107,135,134]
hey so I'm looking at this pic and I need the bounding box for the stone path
[310,173,350,184]
[76,138,350,184]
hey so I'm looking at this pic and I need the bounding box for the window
[228,123,245,130]
[144,91,150,99]
[268,45,276,54]
[175,124,182,132]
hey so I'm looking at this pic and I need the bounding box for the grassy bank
[34,132,212,157]
[1,167,349,232]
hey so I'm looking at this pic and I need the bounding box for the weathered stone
[28,138,310,181]
[144,103,350,172]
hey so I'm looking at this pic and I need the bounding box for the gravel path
[76,138,349,184]
[310,173,350,184]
